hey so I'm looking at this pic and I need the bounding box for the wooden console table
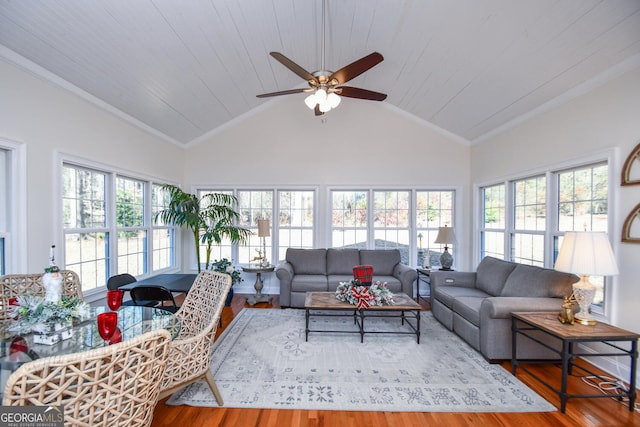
[511,311,639,413]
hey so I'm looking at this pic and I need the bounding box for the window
[480,184,506,259]
[116,176,147,276]
[237,190,273,264]
[331,191,368,249]
[277,191,314,261]
[331,189,456,266]
[556,163,609,309]
[152,184,175,271]
[512,176,546,266]
[62,162,176,292]
[479,161,610,314]
[0,148,7,275]
[196,188,316,266]
[416,191,454,268]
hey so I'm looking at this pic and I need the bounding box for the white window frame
[0,138,27,274]
[328,187,460,267]
[474,149,617,321]
[193,186,318,268]
[58,154,179,298]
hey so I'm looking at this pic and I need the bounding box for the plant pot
[224,287,234,307]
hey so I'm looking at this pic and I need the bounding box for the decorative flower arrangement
[8,295,89,335]
[210,258,243,286]
[335,279,395,309]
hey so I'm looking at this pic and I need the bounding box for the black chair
[106,274,156,307]
[129,285,179,313]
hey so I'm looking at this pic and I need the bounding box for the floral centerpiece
[8,294,89,336]
[336,279,395,309]
[210,258,243,286]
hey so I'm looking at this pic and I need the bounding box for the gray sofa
[276,248,418,308]
[430,256,579,362]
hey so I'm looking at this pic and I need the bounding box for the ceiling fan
[256,0,387,116]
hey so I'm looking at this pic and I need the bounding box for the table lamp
[434,225,456,270]
[257,219,270,267]
[554,231,619,325]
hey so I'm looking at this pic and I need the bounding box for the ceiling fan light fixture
[327,92,341,108]
[304,94,317,109]
[315,88,328,104]
[319,101,332,113]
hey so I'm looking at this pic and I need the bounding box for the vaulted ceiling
[1,0,640,146]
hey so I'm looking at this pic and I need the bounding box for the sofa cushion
[376,276,402,293]
[359,249,400,276]
[291,275,328,292]
[286,248,327,275]
[434,286,491,309]
[326,248,360,275]
[475,256,517,296]
[501,265,578,298]
[453,297,484,327]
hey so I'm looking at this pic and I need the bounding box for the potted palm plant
[155,185,250,273]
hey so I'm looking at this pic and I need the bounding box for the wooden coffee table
[304,291,421,343]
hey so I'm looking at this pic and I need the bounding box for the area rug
[166,308,555,412]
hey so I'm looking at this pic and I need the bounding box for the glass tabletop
[0,306,180,374]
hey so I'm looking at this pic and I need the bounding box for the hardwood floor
[151,294,640,427]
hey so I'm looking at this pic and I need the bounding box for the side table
[242,264,275,306]
[415,268,431,302]
[511,311,639,413]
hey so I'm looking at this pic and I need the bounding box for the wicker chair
[158,270,231,405]
[0,270,83,321]
[3,329,171,427]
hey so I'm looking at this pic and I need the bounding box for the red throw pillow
[353,265,373,286]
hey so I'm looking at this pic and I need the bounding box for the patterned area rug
[166,308,555,412]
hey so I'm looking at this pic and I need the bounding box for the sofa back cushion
[501,264,578,298]
[359,250,400,276]
[326,248,360,275]
[286,248,327,275]
[475,256,517,296]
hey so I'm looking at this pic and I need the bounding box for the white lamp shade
[554,231,619,276]
[257,219,270,237]
[434,226,456,245]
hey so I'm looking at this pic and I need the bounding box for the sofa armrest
[275,261,294,307]
[393,263,418,296]
[430,271,477,290]
[481,296,565,319]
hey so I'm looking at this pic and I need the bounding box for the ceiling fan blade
[329,52,384,85]
[270,52,317,82]
[256,88,310,98]
[338,86,387,101]
[314,105,324,116]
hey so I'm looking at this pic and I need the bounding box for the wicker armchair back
[3,329,171,427]
[157,269,231,404]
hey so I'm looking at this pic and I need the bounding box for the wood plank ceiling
[1,0,640,146]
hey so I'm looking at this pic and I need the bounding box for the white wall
[0,59,185,274]
[184,94,473,292]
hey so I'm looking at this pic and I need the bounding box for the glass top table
[0,306,181,391]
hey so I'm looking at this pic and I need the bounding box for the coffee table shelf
[304,292,421,343]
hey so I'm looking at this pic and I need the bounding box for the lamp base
[572,276,597,326]
[574,315,597,326]
[440,248,453,270]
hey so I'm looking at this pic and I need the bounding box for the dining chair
[0,270,83,321]
[130,285,179,313]
[157,270,231,405]
[3,329,172,427]
[107,274,155,307]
